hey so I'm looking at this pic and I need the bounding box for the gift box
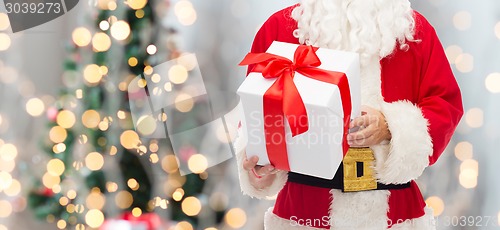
[237,41,360,179]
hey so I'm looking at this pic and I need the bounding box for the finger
[242,155,259,171]
[269,169,280,174]
[349,115,370,128]
[348,124,376,141]
[350,134,377,147]
[255,164,275,175]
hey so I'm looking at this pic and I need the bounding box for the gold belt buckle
[343,147,377,192]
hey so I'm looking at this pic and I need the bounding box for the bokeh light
[92,32,112,52]
[459,170,478,189]
[177,53,198,71]
[26,98,45,117]
[132,207,142,217]
[85,152,104,171]
[82,110,101,128]
[120,130,141,149]
[85,209,105,228]
[169,65,188,84]
[0,33,11,51]
[175,0,197,26]
[106,182,118,193]
[459,159,479,189]
[181,196,202,216]
[4,179,21,196]
[453,11,472,31]
[56,220,67,229]
[136,10,145,18]
[0,171,13,190]
[127,178,139,190]
[67,189,77,199]
[0,143,17,161]
[47,158,65,176]
[115,191,133,209]
[84,64,103,85]
[164,82,173,92]
[172,188,185,201]
[126,0,147,10]
[225,208,247,228]
[72,27,92,47]
[0,200,12,218]
[445,45,462,64]
[425,196,444,216]
[485,72,500,93]
[495,22,500,40]
[57,110,76,128]
[188,154,208,174]
[136,115,157,136]
[99,21,110,31]
[454,141,473,161]
[86,190,106,210]
[455,53,474,73]
[49,126,68,143]
[174,93,194,113]
[149,153,159,163]
[128,57,138,67]
[110,21,131,41]
[0,13,10,30]
[175,221,193,230]
[42,172,60,189]
[147,44,157,55]
[162,155,179,173]
[465,108,484,128]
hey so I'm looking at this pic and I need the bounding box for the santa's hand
[347,105,391,147]
[242,154,279,190]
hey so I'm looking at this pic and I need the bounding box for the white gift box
[237,41,360,179]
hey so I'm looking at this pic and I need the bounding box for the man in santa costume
[235,0,463,229]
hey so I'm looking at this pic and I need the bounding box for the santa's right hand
[242,155,279,189]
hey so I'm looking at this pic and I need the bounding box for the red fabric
[380,12,464,166]
[248,4,463,228]
[386,181,427,227]
[273,182,333,229]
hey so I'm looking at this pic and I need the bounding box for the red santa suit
[235,4,463,230]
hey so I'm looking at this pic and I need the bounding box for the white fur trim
[377,100,432,184]
[234,130,288,199]
[264,207,324,230]
[390,207,436,230]
[330,189,390,230]
[261,189,434,230]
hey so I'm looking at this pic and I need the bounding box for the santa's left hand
[347,105,391,147]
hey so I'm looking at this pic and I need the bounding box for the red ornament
[46,107,58,122]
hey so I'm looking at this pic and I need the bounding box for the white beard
[292,0,416,107]
[292,0,416,59]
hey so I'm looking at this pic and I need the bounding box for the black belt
[288,161,411,192]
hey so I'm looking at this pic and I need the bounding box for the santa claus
[235,0,463,229]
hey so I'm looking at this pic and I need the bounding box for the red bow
[239,45,352,171]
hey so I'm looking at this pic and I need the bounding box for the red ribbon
[239,45,352,171]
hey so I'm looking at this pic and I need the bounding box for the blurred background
[0,0,498,229]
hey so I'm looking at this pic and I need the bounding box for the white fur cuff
[378,100,432,184]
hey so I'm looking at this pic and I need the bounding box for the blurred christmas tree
[26,0,220,229]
